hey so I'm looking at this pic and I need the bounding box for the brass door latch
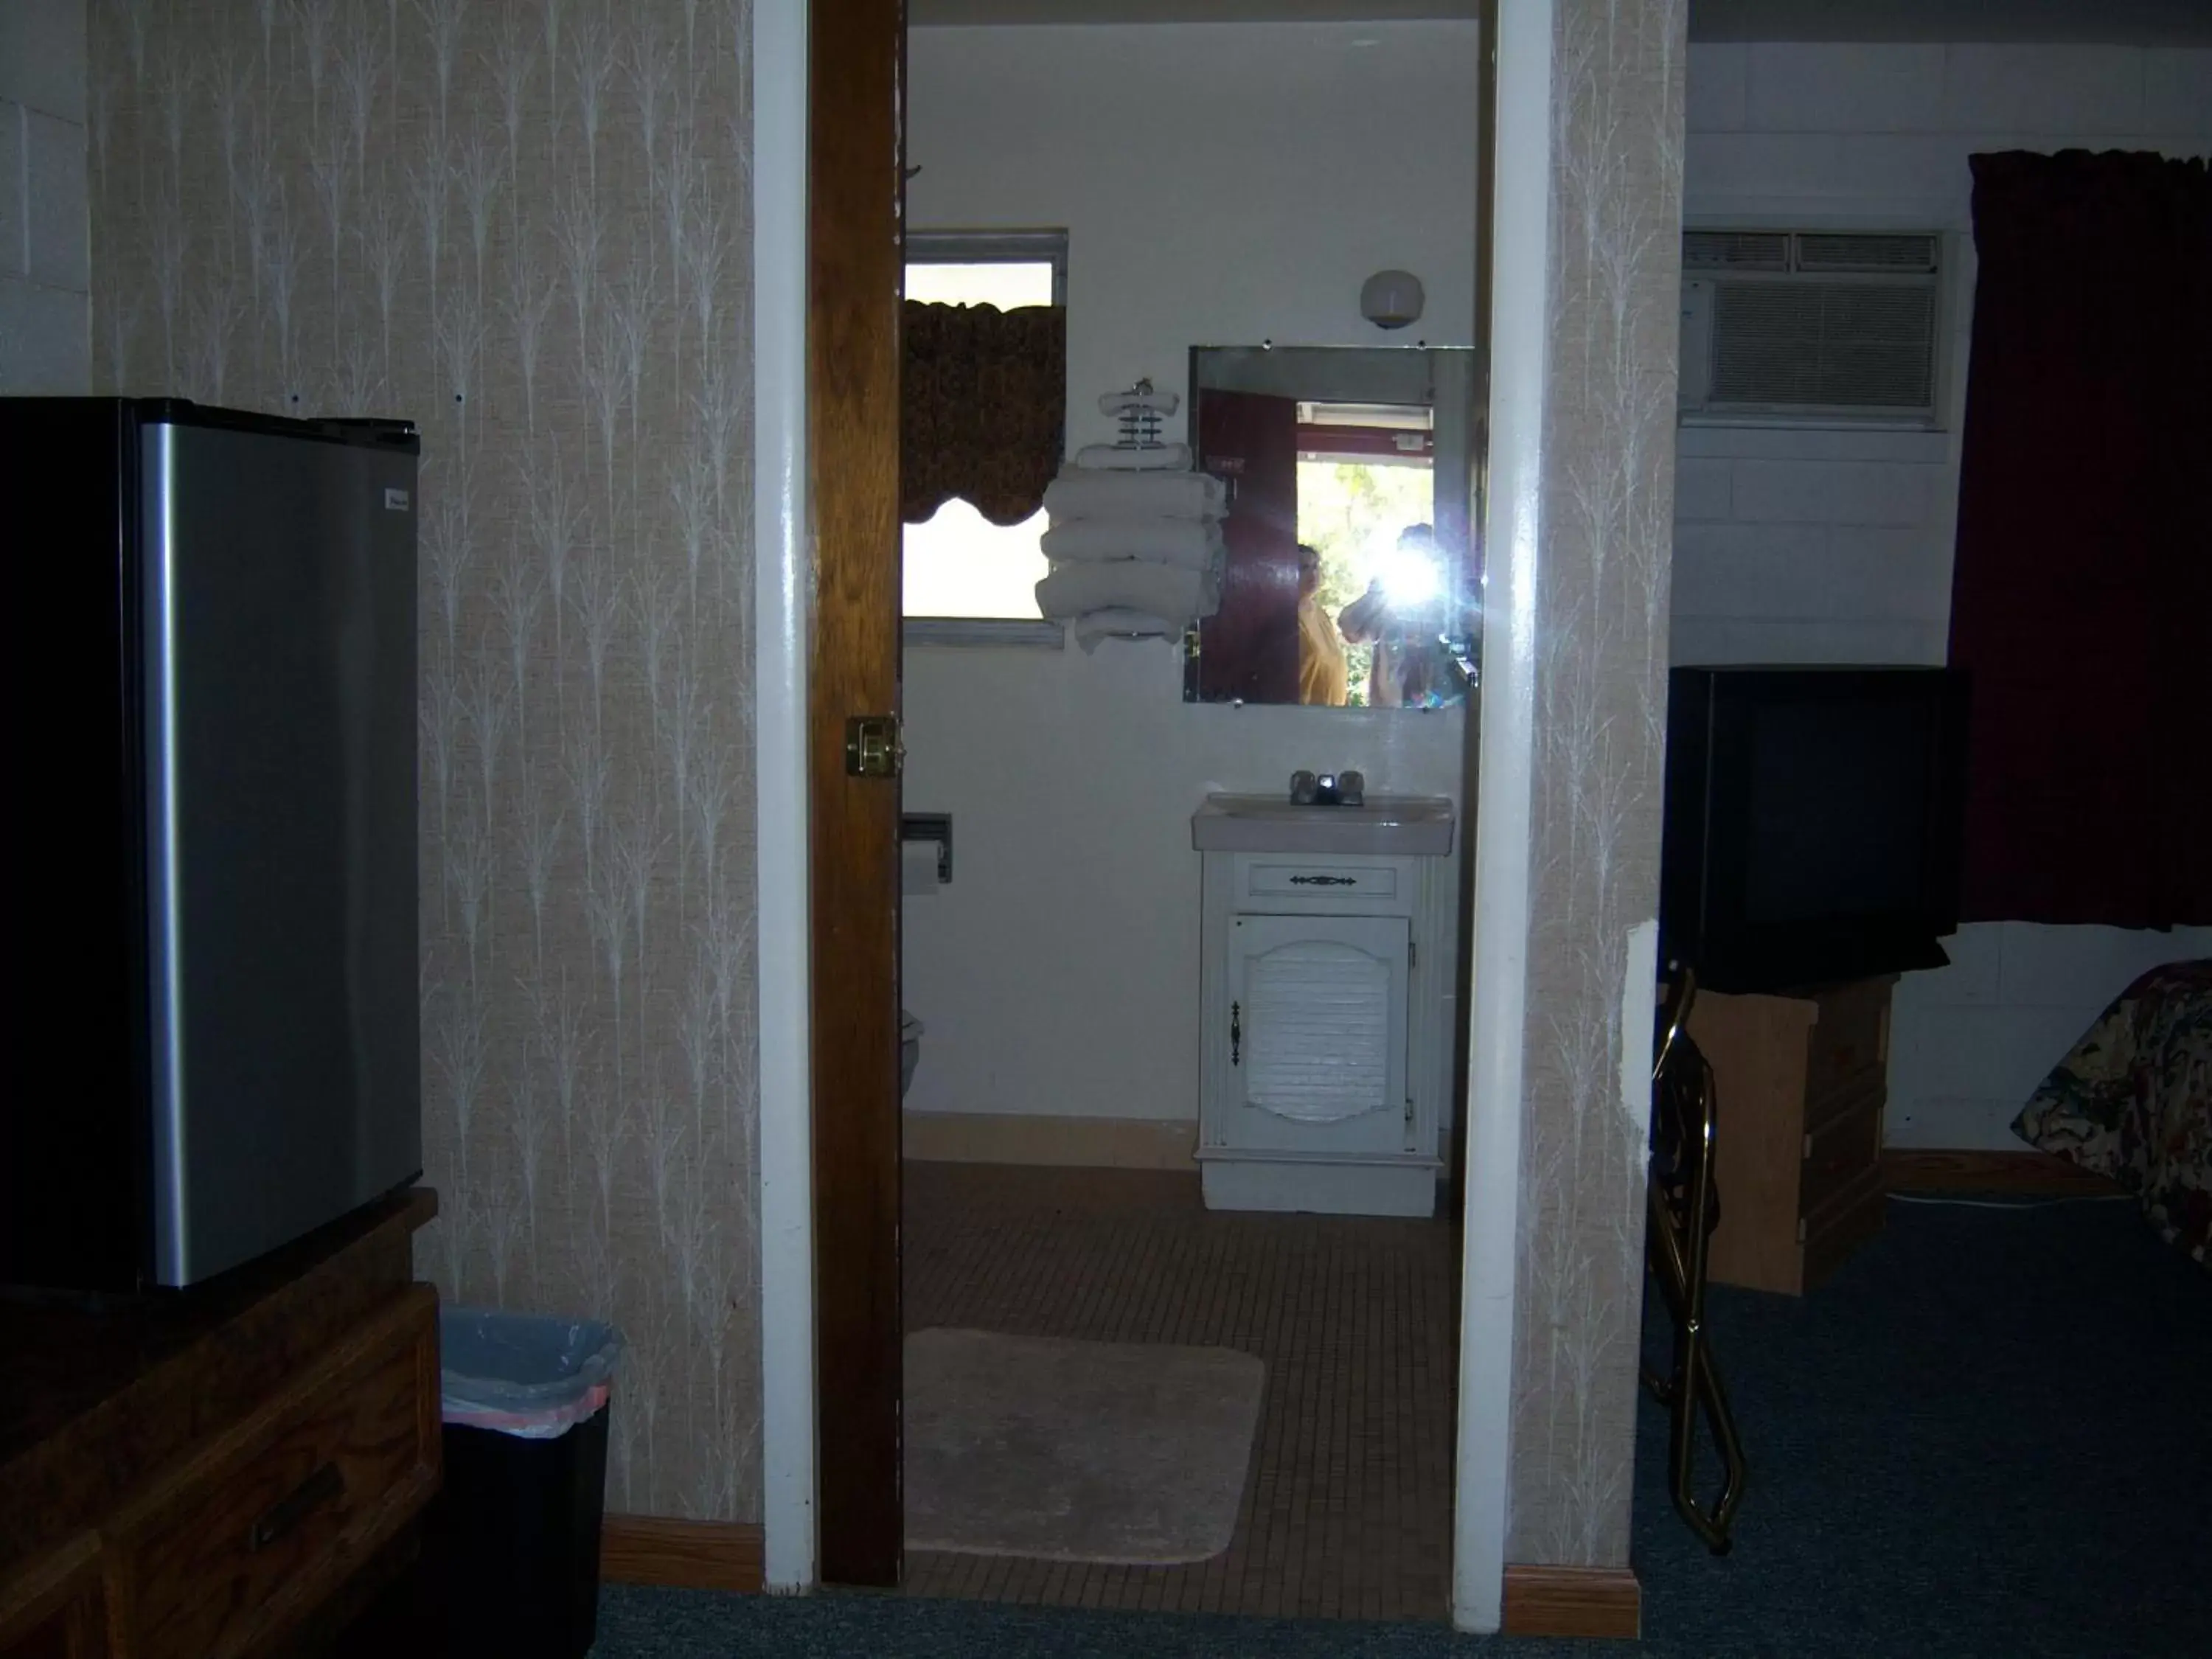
[845,714,902,778]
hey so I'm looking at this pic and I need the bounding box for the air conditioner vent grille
[1797,232,1941,274]
[1684,230,1791,271]
[1711,280,1939,411]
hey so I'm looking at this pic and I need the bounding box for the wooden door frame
[751,0,908,1593]
[753,0,1563,1625]
[804,0,908,1590]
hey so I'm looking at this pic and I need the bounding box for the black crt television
[1659,667,1970,995]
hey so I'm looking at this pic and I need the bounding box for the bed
[2014,959,2212,1270]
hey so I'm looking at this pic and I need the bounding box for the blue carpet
[592,1197,2211,1658]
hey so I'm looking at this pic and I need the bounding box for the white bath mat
[903,1326,1265,1565]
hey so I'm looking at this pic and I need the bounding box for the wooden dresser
[0,1192,440,1659]
[1688,979,1893,1295]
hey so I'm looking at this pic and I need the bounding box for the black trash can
[427,1309,625,1659]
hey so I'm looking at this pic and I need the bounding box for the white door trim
[1453,0,1554,1634]
[752,0,816,1596]
[751,0,1559,1617]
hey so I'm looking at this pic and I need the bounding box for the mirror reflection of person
[1296,543,1349,706]
[1337,524,1425,708]
[1338,524,1464,709]
[1336,578,1397,707]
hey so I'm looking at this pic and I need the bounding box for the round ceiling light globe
[1360,269,1425,330]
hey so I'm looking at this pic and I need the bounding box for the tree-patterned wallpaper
[1509,0,1686,1566]
[88,0,762,1522]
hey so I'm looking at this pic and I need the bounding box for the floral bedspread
[2014,959,2212,1270]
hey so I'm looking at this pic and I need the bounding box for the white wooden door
[1226,914,1411,1156]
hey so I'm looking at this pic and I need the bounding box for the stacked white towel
[1034,453,1228,647]
[1043,470,1227,524]
[1040,519,1220,571]
[1073,441,1193,472]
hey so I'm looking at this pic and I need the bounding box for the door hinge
[1230,1001,1242,1066]
[1408,939,1417,969]
[845,714,902,778]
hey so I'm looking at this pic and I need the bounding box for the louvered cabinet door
[1225,914,1411,1156]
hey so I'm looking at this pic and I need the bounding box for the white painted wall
[1675,41,2212,668]
[0,0,90,392]
[1677,40,2212,1148]
[904,647,1464,1122]
[1885,921,2212,1149]
[902,21,1480,1127]
[910,21,1481,450]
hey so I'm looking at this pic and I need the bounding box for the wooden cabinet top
[0,1189,435,1579]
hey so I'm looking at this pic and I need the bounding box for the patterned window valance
[902,301,1066,526]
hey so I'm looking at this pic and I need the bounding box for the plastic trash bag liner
[439,1307,625,1440]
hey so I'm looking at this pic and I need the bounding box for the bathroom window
[904,232,1068,646]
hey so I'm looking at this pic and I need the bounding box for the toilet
[900,1009,924,1097]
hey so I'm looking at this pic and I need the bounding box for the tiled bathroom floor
[900,1162,1461,1622]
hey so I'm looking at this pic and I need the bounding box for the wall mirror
[1185,345,1480,709]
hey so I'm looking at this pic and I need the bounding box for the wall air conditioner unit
[1679,229,1943,425]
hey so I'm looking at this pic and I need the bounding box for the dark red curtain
[1950,150,2212,926]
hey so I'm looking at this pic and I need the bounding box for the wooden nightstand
[0,1192,440,1659]
[1688,979,1893,1295]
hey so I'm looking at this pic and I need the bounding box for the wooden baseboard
[1501,1564,1641,1639]
[1882,1148,2121,1196]
[600,1516,764,1593]
[901,1111,1197,1170]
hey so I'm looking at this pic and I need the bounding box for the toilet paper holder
[901,813,953,883]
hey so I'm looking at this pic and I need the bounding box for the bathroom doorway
[800,0,1503,1621]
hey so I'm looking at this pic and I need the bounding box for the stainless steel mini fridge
[0,399,422,1290]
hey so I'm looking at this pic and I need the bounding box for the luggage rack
[1644,966,1749,1554]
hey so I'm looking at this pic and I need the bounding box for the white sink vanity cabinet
[1191,793,1458,1217]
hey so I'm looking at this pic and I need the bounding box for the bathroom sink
[1190,793,1455,857]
